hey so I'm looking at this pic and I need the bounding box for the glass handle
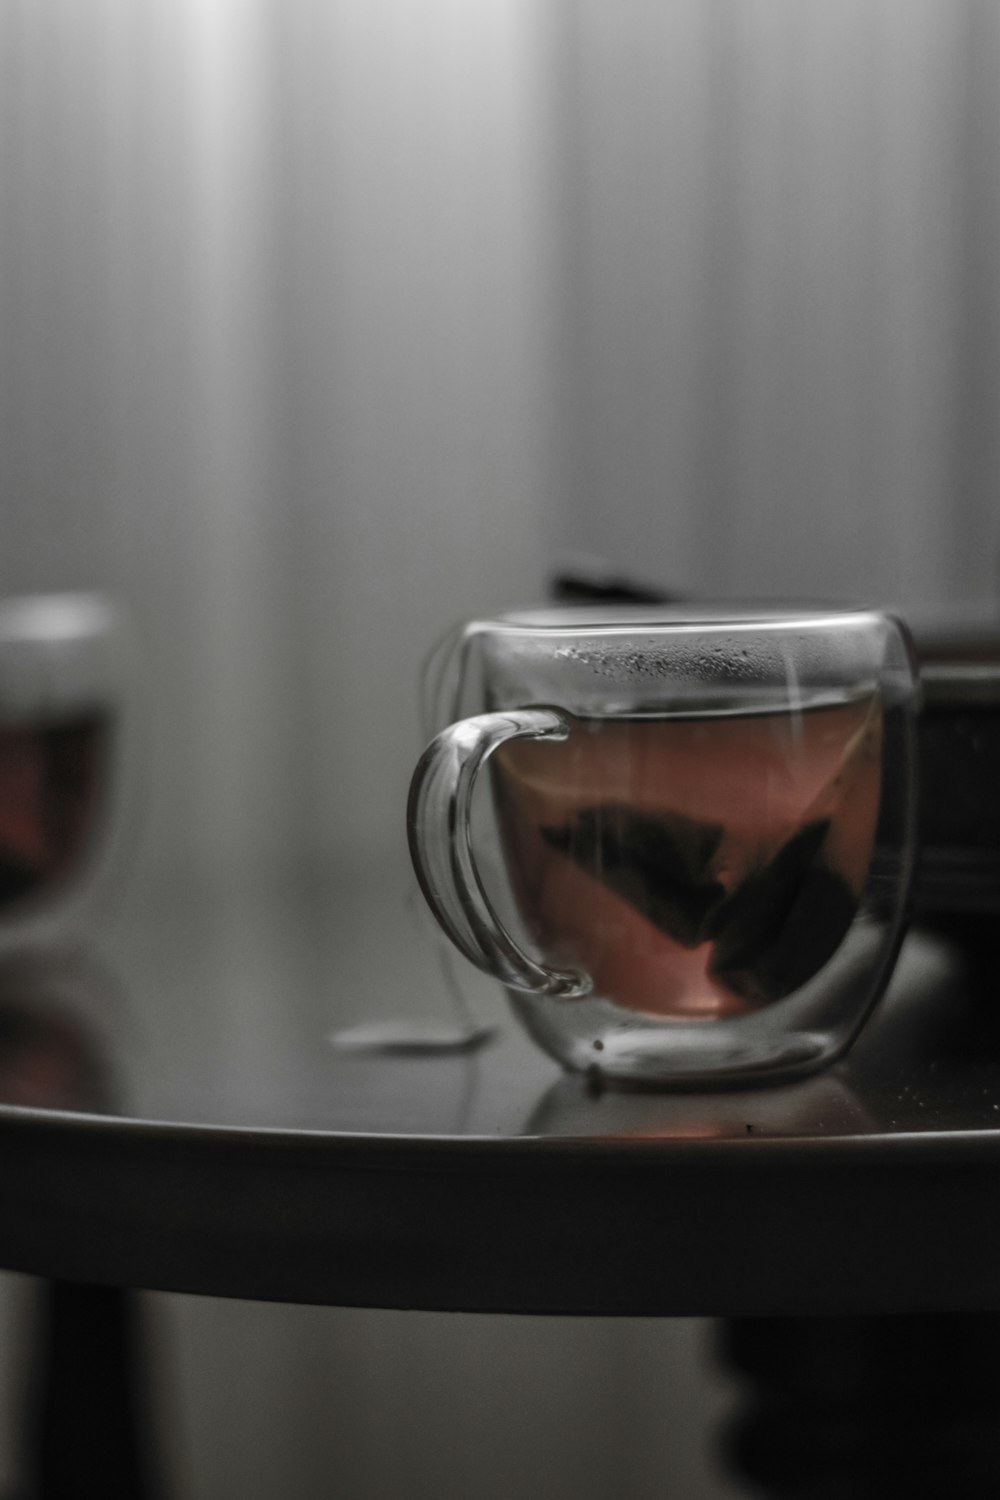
[407,709,591,997]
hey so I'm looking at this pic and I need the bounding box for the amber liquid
[0,710,111,916]
[493,697,881,1020]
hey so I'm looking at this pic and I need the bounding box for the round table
[3,865,1000,1496]
[0,865,996,1316]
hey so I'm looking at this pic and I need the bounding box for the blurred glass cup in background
[0,594,133,952]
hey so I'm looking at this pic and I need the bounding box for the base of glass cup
[502,906,907,1089]
[505,988,852,1090]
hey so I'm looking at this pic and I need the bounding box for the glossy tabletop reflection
[0,860,999,1316]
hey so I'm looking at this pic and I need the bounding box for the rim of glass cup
[479,601,893,635]
[0,591,117,642]
[418,600,916,741]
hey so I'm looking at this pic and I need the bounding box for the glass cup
[0,593,132,951]
[407,605,919,1087]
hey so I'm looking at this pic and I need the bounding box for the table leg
[718,1314,1000,1497]
[24,1280,163,1500]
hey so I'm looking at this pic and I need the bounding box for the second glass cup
[408,605,919,1087]
[0,593,132,953]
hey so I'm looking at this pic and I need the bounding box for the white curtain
[0,0,558,879]
[1,0,996,881]
[552,0,1000,610]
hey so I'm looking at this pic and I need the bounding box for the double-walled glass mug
[0,593,132,951]
[407,606,919,1087]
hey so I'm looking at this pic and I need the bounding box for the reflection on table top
[0,859,998,1314]
[0,860,994,1140]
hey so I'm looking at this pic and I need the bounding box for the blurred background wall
[2,0,997,886]
[0,0,561,882]
[552,0,1000,610]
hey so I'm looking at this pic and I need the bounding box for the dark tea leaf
[541,805,726,947]
[706,819,857,1006]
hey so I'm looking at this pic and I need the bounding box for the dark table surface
[0,858,998,1317]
